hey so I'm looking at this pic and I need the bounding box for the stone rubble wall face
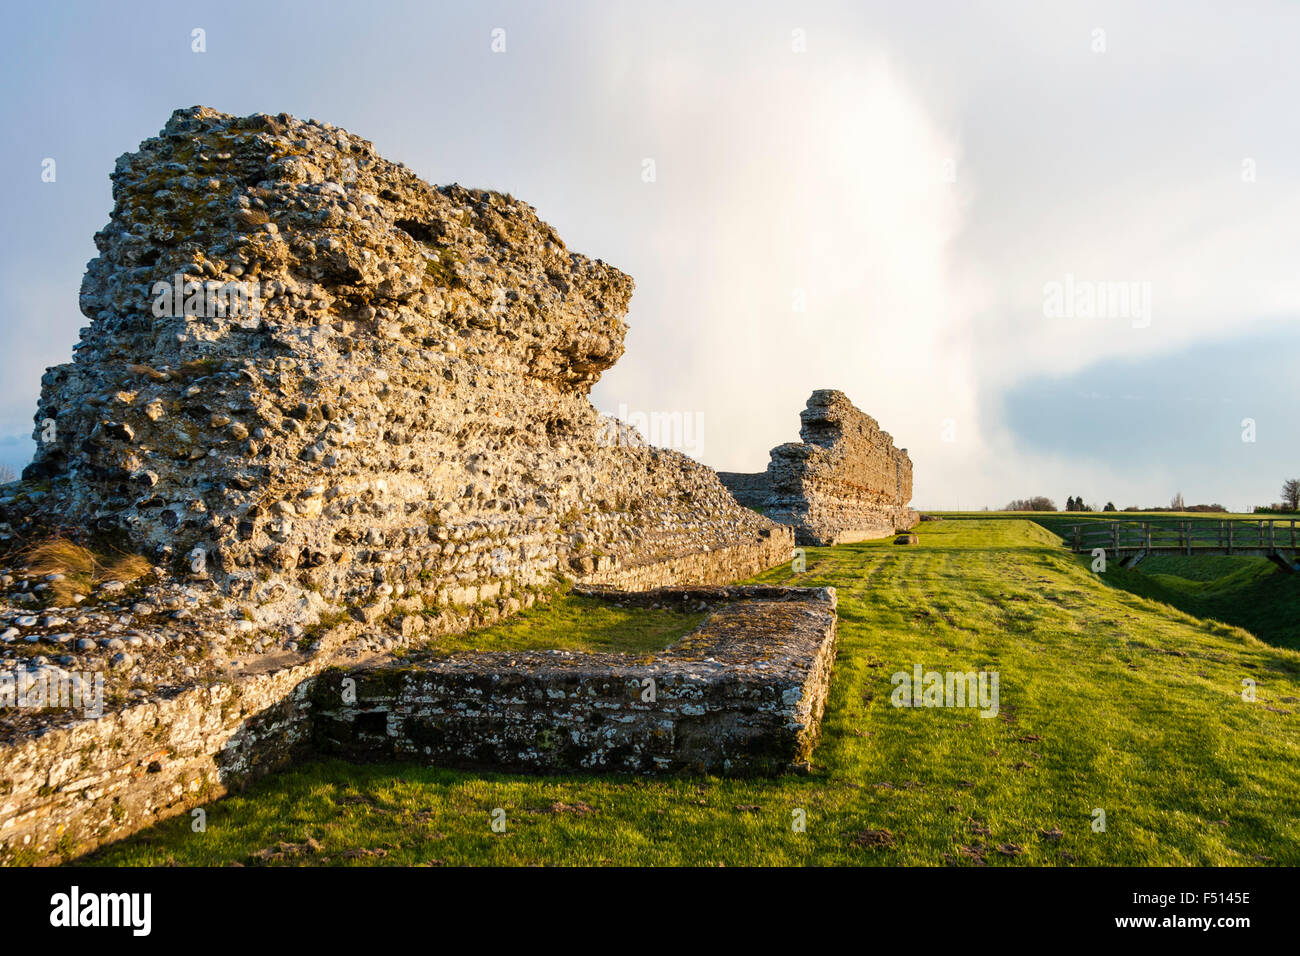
[0,529,795,865]
[581,527,793,590]
[312,589,838,776]
[2,106,806,864]
[720,390,918,546]
[0,655,327,866]
[25,107,780,628]
[1,577,832,864]
[314,669,808,775]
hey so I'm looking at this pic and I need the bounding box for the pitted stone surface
[720,390,918,545]
[23,106,786,632]
[0,586,838,863]
[0,107,809,865]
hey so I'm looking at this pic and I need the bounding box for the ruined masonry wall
[0,651,326,866]
[0,530,792,865]
[312,586,838,776]
[720,390,918,546]
[27,106,782,631]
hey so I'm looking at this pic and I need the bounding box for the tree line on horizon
[999,480,1299,514]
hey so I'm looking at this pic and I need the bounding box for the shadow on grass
[929,514,1299,650]
[1090,556,1299,651]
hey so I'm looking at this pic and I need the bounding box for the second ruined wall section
[720,390,919,546]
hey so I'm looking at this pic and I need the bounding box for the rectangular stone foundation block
[312,586,838,775]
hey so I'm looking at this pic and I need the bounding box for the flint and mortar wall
[582,526,793,590]
[26,106,782,631]
[721,390,919,545]
[312,587,838,776]
[0,652,330,866]
[0,528,797,865]
[1,106,807,864]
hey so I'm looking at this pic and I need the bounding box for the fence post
[1227,521,1233,554]
[1186,521,1192,556]
[1270,520,1276,553]
[1073,525,1079,552]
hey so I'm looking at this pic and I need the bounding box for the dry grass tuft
[24,538,153,605]
[126,363,170,382]
[26,539,97,579]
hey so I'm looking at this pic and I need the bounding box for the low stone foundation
[312,585,838,776]
[0,651,327,866]
[1,576,835,865]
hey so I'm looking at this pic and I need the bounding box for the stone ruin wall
[0,630,333,866]
[0,106,811,864]
[0,582,837,864]
[24,106,789,632]
[720,389,918,546]
[313,585,839,777]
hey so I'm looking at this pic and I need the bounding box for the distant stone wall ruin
[720,390,918,545]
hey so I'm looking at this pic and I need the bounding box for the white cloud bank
[1,0,1296,509]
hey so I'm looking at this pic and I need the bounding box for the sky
[1,0,1296,511]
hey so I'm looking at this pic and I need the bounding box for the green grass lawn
[935,512,1300,649]
[413,592,709,657]
[80,519,1300,866]
[1096,555,1299,651]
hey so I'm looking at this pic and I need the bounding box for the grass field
[81,518,1300,867]
[955,512,1300,649]
[415,592,710,657]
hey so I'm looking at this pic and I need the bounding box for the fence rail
[1067,519,1299,556]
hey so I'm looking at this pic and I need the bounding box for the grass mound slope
[1025,513,1298,650]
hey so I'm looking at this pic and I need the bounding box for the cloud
[0,0,1296,512]
[585,20,977,504]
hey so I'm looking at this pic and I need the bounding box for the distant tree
[1103,502,1116,511]
[1005,496,1056,512]
[1170,491,1185,511]
[1065,496,1075,511]
[1282,479,1300,512]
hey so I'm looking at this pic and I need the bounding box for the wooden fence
[1067,519,1299,556]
